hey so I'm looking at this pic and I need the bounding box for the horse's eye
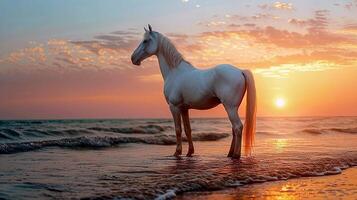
[143,40,149,44]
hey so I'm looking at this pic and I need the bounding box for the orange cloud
[259,1,294,10]
[1,9,356,80]
[0,33,139,73]
[254,61,337,78]
[273,2,294,10]
[338,24,357,35]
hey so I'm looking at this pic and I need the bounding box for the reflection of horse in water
[131,25,256,159]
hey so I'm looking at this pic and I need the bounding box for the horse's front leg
[182,109,194,157]
[170,105,182,157]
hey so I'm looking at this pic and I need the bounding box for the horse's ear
[148,24,152,32]
[144,27,148,32]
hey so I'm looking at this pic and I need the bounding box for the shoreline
[176,167,357,200]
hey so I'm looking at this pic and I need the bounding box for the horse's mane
[157,32,184,68]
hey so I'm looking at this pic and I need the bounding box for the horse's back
[214,64,244,80]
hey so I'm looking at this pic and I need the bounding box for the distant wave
[0,132,13,139]
[329,127,357,134]
[256,131,279,136]
[0,128,21,137]
[0,125,173,142]
[0,128,94,140]
[88,124,172,134]
[302,128,324,135]
[302,127,357,135]
[0,132,229,154]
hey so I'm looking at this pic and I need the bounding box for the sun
[275,97,286,108]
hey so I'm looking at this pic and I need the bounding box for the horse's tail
[242,69,257,155]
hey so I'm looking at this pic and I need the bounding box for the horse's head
[131,24,159,66]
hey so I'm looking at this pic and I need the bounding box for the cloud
[197,25,352,50]
[200,21,227,27]
[198,12,280,29]
[0,31,143,73]
[205,13,279,24]
[344,1,357,10]
[236,48,357,69]
[254,61,337,78]
[1,7,356,78]
[259,1,294,10]
[174,8,357,73]
[8,46,46,64]
[338,23,357,35]
[137,74,163,82]
[251,13,280,20]
[332,1,357,9]
[273,2,294,10]
[288,9,329,32]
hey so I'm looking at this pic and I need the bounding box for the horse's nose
[131,54,141,65]
[131,54,135,64]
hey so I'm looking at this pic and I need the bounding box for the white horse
[131,25,256,159]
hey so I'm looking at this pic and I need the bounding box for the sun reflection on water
[273,138,288,152]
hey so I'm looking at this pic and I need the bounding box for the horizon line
[1,115,356,121]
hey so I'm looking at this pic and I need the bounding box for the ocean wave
[256,131,279,136]
[0,125,171,142]
[329,127,357,134]
[146,119,173,124]
[0,129,21,139]
[155,189,176,200]
[0,128,94,141]
[100,156,357,200]
[88,156,357,200]
[47,129,93,136]
[302,128,324,135]
[0,132,229,154]
[88,124,171,134]
[302,127,357,135]
[0,132,13,139]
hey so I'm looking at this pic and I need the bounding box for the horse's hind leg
[224,105,243,159]
[170,105,182,157]
[182,109,194,157]
[227,126,235,157]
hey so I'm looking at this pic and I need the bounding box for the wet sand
[177,167,357,200]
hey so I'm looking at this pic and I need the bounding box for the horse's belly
[184,96,221,110]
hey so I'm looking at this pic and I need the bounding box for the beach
[0,117,356,199]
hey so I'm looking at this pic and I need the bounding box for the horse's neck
[156,52,194,81]
[157,53,171,80]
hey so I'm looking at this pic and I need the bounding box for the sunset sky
[1,0,357,119]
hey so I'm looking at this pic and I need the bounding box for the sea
[0,117,356,199]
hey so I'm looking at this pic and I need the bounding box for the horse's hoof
[173,150,182,157]
[186,149,194,157]
[231,154,241,159]
[186,152,194,157]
